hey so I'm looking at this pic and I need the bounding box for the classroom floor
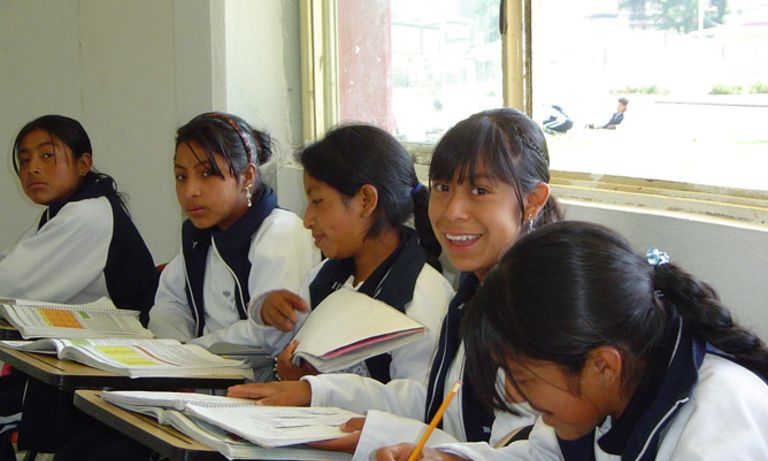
[14,449,53,461]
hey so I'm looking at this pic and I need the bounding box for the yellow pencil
[406,381,463,461]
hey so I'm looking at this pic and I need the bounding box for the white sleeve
[306,373,429,418]
[0,199,111,303]
[189,210,320,348]
[389,266,453,382]
[245,261,324,356]
[659,357,768,460]
[353,410,460,461]
[435,420,562,461]
[148,254,196,342]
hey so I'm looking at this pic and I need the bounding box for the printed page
[103,390,256,411]
[0,303,150,338]
[184,404,363,448]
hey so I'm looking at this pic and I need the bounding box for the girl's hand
[275,341,319,381]
[261,290,308,331]
[308,417,365,453]
[375,444,465,461]
[226,380,312,406]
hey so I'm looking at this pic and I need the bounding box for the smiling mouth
[445,233,481,243]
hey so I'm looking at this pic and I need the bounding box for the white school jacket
[305,343,537,461]
[248,258,454,383]
[435,354,768,461]
[148,209,319,348]
[0,197,112,303]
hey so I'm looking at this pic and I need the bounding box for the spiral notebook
[0,297,151,339]
[103,391,360,454]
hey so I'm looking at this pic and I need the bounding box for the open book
[0,297,151,339]
[0,338,252,379]
[102,391,357,459]
[292,289,427,373]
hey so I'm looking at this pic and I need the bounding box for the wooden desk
[0,346,246,391]
[74,390,223,461]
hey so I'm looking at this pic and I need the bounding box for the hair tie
[411,182,424,195]
[646,247,670,267]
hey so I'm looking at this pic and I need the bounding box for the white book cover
[292,289,427,372]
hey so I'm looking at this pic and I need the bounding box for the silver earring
[527,212,535,233]
[246,184,253,208]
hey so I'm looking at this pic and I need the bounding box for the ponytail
[411,182,442,272]
[654,264,768,379]
[252,130,273,166]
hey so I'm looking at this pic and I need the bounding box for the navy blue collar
[182,186,278,337]
[39,173,117,229]
[598,318,703,461]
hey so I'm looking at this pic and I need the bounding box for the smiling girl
[385,221,768,461]
[228,108,562,459]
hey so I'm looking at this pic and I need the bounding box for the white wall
[0,0,300,263]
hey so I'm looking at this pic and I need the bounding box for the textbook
[0,338,253,379]
[292,289,427,373]
[102,390,356,459]
[0,297,151,339]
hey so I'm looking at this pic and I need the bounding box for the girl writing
[383,221,768,460]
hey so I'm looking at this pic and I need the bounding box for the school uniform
[0,173,158,456]
[148,186,319,348]
[304,273,537,461]
[434,319,768,461]
[0,173,158,318]
[249,227,453,384]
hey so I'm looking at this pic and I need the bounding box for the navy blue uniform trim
[182,186,278,337]
[307,227,426,383]
[425,273,495,442]
[38,173,158,323]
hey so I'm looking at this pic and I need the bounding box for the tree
[619,0,728,33]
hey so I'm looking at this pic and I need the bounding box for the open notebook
[102,390,356,460]
[0,338,252,379]
[292,288,427,372]
[0,297,151,339]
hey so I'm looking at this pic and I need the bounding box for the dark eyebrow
[17,141,55,154]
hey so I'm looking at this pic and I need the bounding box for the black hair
[12,114,93,174]
[429,108,562,228]
[618,97,629,106]
[297,123,441,265]
[175,112,272,191]
[463,221,768,412]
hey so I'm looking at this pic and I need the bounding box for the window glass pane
[532,0,768,192]
[337,0,502,144]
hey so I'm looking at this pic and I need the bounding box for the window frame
[299,0,768,227]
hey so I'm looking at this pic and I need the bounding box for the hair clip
[411,182,423,195]
[646,247,670,267]
[203,112,253,164]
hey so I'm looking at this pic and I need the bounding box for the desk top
[0,346,246,391]
[74,390,223,461]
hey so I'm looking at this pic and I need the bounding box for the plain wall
[0,0,301,263]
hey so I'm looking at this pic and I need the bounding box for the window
[301,0,768,224]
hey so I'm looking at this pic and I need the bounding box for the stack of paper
[0,338,252,379]
[102,390,357,460]
[292,289,427,372]
[0,297,151,339]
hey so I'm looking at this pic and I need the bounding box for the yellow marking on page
[40,309,83,328]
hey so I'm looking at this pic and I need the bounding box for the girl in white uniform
[52,112,318,461]
[146,112,319,348]
[240,123,454,384]
[0,115,158,459]
[379,222,768,461]
[228,108,563,460]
